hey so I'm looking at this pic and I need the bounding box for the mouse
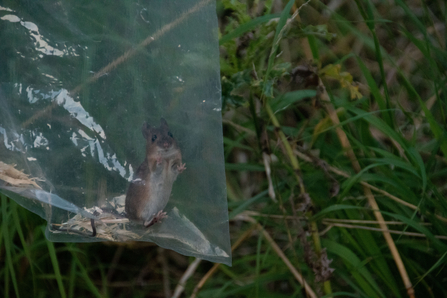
[125,118,186,227]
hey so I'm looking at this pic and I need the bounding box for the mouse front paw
[177,163,186,173]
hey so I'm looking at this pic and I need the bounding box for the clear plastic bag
[0,0,231,265]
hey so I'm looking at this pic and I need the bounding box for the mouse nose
[163,141,170,149]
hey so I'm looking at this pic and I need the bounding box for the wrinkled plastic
[0,0,231,265]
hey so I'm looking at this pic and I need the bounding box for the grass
[2,0,447,297]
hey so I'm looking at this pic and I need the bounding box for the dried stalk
[259,222,317,298]
[235,214,317,298]
[189,224,258,298]
[262,1,332,294]
[323,218,431,225]
[172,258,202,298]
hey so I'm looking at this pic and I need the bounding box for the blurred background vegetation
[2,0,447,297]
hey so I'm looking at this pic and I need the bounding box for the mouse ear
[160,118,169,129]
[141,122,151,139]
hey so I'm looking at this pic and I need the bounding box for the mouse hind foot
[144,210,168,228]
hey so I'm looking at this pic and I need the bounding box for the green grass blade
[398,70,447,155]
[347,106,427,192]
[416,252,447,285]
[1,195,20,298]
[381,211,447,251]
[70,249,103,298]
[323,239,385,298]
[255,233,263,298]
[225,163,265,171]
[417,96,447,158]
[339,162,388,198]
[44,231,67,298]
[365,158,419,178]
[355,56,387,117]
[11,202,37,296]
[312,205,364,221]
[264,0,294,93]
[321,292,367,298]
[395,0,430,35]
[343,209,402,297]
[229,189,269,219]
[68,259,76,298]
[353,0,392,126]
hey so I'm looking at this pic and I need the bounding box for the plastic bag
[0,0,231,265]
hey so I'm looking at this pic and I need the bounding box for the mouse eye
[168,132,173,138]
[151,135,157,142]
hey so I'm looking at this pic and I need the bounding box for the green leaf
[220,14,281,45]
[270,89,316,113]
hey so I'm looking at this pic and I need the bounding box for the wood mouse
[125,118,185,227]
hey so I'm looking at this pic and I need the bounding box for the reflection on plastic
[1,10,81,58]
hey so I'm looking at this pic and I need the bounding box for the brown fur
[125,118,184,226]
